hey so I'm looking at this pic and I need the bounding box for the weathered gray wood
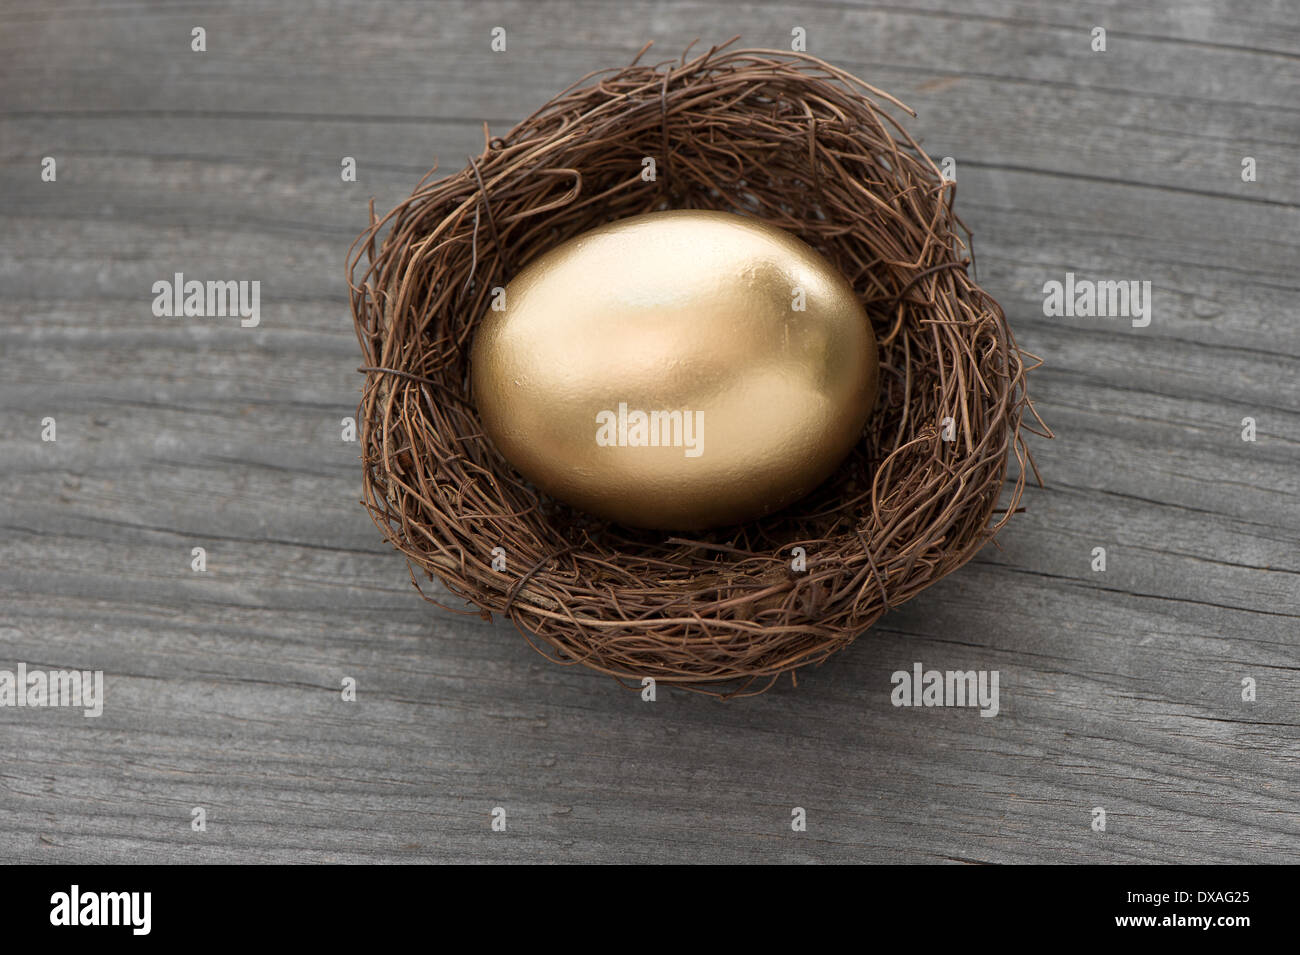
[0,0,1296,863]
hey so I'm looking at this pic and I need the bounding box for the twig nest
[347,43,1041,697]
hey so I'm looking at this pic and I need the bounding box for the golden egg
[470,209,878,530]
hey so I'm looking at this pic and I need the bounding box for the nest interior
[347,42,1042,697]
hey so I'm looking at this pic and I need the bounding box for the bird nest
[346,42,1044,697]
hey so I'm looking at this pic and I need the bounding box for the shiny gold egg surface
[469,210,878,530]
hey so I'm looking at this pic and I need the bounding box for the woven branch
[347,41,1046,698]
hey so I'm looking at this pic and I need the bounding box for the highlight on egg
[470,209,879,530]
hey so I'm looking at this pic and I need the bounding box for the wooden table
[2,0,1296,863]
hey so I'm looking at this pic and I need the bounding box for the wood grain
[0,0,1296,863]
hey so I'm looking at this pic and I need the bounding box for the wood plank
[0,0,1296,863]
